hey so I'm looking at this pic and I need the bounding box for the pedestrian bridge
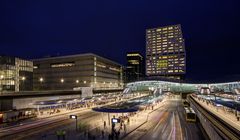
[124,80,240,94]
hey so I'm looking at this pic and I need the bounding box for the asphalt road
[0,109,104,140]
[0,98,206,140]
[123,98,206,140]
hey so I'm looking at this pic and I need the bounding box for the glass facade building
[33,53,123,90]
[0,56,33,92]
[126,52,144,83]
[146,24,186,80]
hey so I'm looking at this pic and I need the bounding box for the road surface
[124,98,206,140]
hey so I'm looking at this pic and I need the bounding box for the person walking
[102,130,104,138]
[104,121,106,129]
[124,124,127,133]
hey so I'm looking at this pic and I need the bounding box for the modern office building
[146,24,186,80]
[33,53,123,90]
[126,52,144,82]
[0,56,33,92]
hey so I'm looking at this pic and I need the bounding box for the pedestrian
[102,130,104,138]
[104,121,106,128]
[120,122,123,130]
[124,124,126,133]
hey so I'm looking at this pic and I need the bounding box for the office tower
[146,24,186,80]
[126,52,144,82]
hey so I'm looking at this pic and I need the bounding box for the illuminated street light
[76,80,79,84]
[39,77,44,82]
[83,81,86,84]
[22,76,26,81]
[69,115,78,131]
[61,78,64,83]
[0,75,3,93]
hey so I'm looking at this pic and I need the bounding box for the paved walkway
[64,98,168,140]
[192,96,240,131]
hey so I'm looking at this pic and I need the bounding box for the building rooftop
[32,53,122,66]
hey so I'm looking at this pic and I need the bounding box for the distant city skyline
[0,0,240,81]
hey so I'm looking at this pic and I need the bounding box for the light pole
[70,115,78,131]
[39,77,44,90]
[21,76,26,91]
[0,75,3,93]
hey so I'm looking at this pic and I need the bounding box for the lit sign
[70,115,77,119]
[112,118,120,123]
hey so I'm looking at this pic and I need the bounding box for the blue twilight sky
[0,0,240,81]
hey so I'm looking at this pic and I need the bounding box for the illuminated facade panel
[146,24,186,79]
[0,56,33,92]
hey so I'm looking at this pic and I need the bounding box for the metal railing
[189,95,240,140]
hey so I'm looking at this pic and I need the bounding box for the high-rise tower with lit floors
[146,24,186,80]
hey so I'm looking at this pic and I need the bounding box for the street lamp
[0,75,4,93]
[76,80,79,84]
[61,78,64,83]
[22,76,26,81]
[39,77,44,90]
[39,77,44,82]
[21,76,26,91]
[70,115,78,131]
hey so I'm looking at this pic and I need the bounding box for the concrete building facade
[33,53,123,90]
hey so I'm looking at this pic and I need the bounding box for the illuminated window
[51,62,75,68]
[163,28,168,30]
[109,67,120,72]
[128,60,139,64]
[157,60,168,68]
[97,63,106,68]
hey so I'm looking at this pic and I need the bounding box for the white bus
[184,107,197,122]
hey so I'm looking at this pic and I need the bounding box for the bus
[182,100,190,107]
[184,107,197,122]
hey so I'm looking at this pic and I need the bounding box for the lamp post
[21,76,26,91]
[70,115,78,131]
[39,77,44,90]
[0,75,3,94]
